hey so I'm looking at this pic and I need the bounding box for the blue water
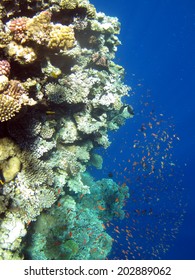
[90,0,195,259]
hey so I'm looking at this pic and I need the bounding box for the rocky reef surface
[0,0,133,259]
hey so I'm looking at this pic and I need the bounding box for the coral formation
[0,60,10,76]
[23,174,129,260]
[0,0,133,259]
[1,156,21,182]
[0,59,36,122]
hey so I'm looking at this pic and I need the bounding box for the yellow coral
[25,11,75,50]
[0,30,11,49]
[0,94,21,122]
[2,156,21,182]
[26,11,52,45]
[0,137,20,161]
[60,0,96,18]
[60,0,78,9]
[0,75,9,92]
[48,24,75,50]
[86,4,96,18]
[6,41,37,64]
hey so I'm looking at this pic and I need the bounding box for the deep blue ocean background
[90,0,195,259]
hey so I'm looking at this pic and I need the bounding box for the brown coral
[92,52,108,68]
[0,60,10,77]
[8,17,28,43]
[0,80,34,122]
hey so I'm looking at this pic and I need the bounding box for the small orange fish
[114,228,120,234]
[98,205,106,211]
[102,224,106,229]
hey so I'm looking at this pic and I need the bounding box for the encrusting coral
[0,0,134,260]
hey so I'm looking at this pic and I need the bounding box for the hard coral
[0,0,132,260]
[1,156,21,182]
[8,11,76,51]
[60,0,78,10]
[8,17,28,43]
[0,60,10,77]
[0,94,21,122]
[86,4,96,18]
[6,41,37,64]
[0,80,35,122]
[26,11,52,45]
[48,24,75,50]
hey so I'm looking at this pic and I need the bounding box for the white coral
[68,174,90,194]
[0,214,26,250]
[58,118,78,143]
[74,111,107,134]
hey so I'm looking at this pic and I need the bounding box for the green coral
[61,240,79,260]
[22,174,128,260]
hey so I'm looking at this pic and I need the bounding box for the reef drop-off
[0,0,133,259]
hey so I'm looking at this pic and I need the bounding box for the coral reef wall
[0,0,133,259]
